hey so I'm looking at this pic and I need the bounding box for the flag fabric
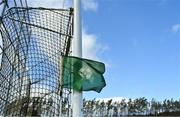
[62,56,106,93]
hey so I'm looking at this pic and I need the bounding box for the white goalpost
[73,0,83,117]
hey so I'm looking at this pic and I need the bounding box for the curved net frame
[0,2,73,116]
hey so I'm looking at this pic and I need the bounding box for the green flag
[62,56,106,93]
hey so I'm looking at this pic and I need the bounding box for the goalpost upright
[72,0,83,117]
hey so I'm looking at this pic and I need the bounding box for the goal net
[0,1,73,116]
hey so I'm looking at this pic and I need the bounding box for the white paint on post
[73,0,83,117]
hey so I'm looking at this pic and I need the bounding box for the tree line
[83,97,180,116]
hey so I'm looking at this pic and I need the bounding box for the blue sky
[83,0,180,101]
[1,0,179,101]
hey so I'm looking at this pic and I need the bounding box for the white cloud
[172,24,180,33]
[1,0,104,65]
[28,0,102,62]
[28,0,98,12]
[82,0,98,12]
[82,29,108,61]
[28,0,72,8]
[28,0,101,61]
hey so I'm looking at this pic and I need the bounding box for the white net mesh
[0,1,73,116]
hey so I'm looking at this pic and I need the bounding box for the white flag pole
[73,0,83,117]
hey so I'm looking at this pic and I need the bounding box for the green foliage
[83,97,180,116]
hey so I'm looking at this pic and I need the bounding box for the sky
[1,0,180,101]
[81,0,180,101]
